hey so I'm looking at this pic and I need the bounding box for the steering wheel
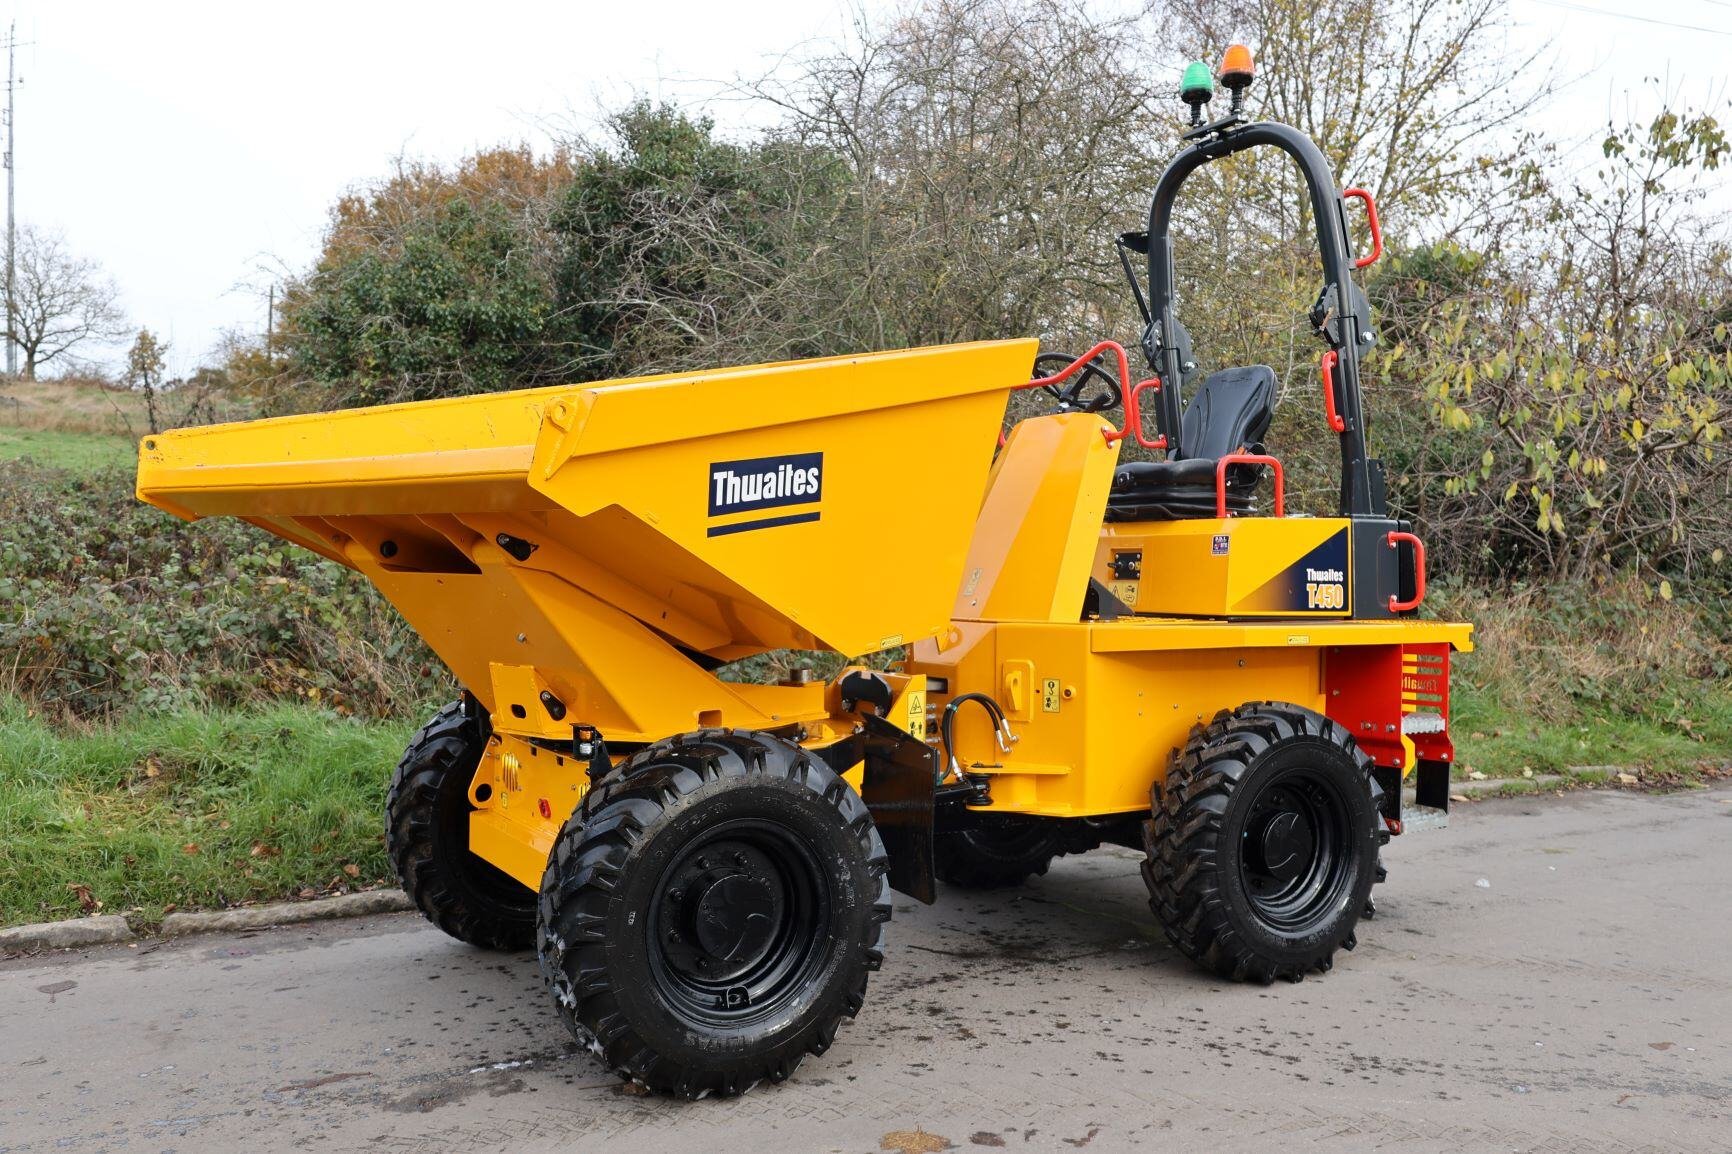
[1031,352,1122,414]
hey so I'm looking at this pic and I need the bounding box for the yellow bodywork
[1098,518,1357,617]
[137,339,1470,890]
[909,413,1468,816]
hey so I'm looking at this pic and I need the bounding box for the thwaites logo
[707,452,823,537]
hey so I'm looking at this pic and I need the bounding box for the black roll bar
[1142,121,1380,517]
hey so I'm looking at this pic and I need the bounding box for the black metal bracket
[1415,758,1451,813]
[1084,578,1134,622]
[839,669,895,716]
[1116,232,1152,324]
[459,689,485,726]
[1372,764,1402,825]
[1310,282,1345,346]
[572,724,612,784]
[819,714,939,905]
[1181,112,1248,142]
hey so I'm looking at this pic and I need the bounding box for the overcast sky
[5,0,1728,377]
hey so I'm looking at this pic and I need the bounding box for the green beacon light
[1180,60,1214,127]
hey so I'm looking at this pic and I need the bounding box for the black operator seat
[1105,365,1276,522]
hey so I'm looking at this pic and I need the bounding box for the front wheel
[537,730,891,1098]
[1142,702,1381,983]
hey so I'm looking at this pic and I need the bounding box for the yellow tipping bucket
[138,340,1038,668]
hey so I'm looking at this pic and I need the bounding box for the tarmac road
[3,786,1729,1153]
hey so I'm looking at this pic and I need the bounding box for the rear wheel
[385,701,537,950]
[1142,702,1380,983]
[935,821,1063,889]
[537,730,891,1098]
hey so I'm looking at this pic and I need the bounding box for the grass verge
[1434,576,1732,780]
[1450,678,1732,779]
[0,427,136,472]
[0,697,413,929]
[0,376,149,438]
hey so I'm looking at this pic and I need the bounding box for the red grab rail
[1387,530,1426,612]
[1016,341,1166,450]
[1342,187,1382,269]
[1022,340,1130,397]
[1215,453,1285,518]
[1105,377,1168,450]
[1320,349,1345,433]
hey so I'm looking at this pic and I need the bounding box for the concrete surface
[0,916,132,952]
[158,888,414,937]
[1399,791,1447,832]
[1,891,414,956]
[3,786,1729,1153]
[1451,774,1567,795]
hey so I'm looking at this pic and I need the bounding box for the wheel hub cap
[660,840,786,982]
[1237,767,1356,934]
[1256,808,1315,882]
[693,873,777,963]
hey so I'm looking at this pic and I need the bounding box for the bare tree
[6,224,128,379]
[1158,0,1553,233]
[744,0,1169,357]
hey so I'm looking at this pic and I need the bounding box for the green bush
[0,461,447,719]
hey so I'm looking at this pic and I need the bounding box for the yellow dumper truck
[138,47,1468,1098]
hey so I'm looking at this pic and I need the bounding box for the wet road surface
[3,786,1729,1152]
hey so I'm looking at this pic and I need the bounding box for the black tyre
[935,822,1063,889]
[537,729,891,1098]
[385,701,537,950]
[1142,702,1381,983]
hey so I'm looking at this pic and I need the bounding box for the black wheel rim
[1237,763,1355,934]
[647,818,832,1027]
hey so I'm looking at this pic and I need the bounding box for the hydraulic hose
[938,692,1015,784]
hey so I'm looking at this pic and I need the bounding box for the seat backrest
[1177,365,1276,461]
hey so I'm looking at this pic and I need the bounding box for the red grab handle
[1387,530,1426,612]
[1215,453,1284,518]
[1320,349,1345,433]
[1022,340,1131,396]
[1343,187,1382,269]
[1104,377,1168,450]
[1015,341,1167,451]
